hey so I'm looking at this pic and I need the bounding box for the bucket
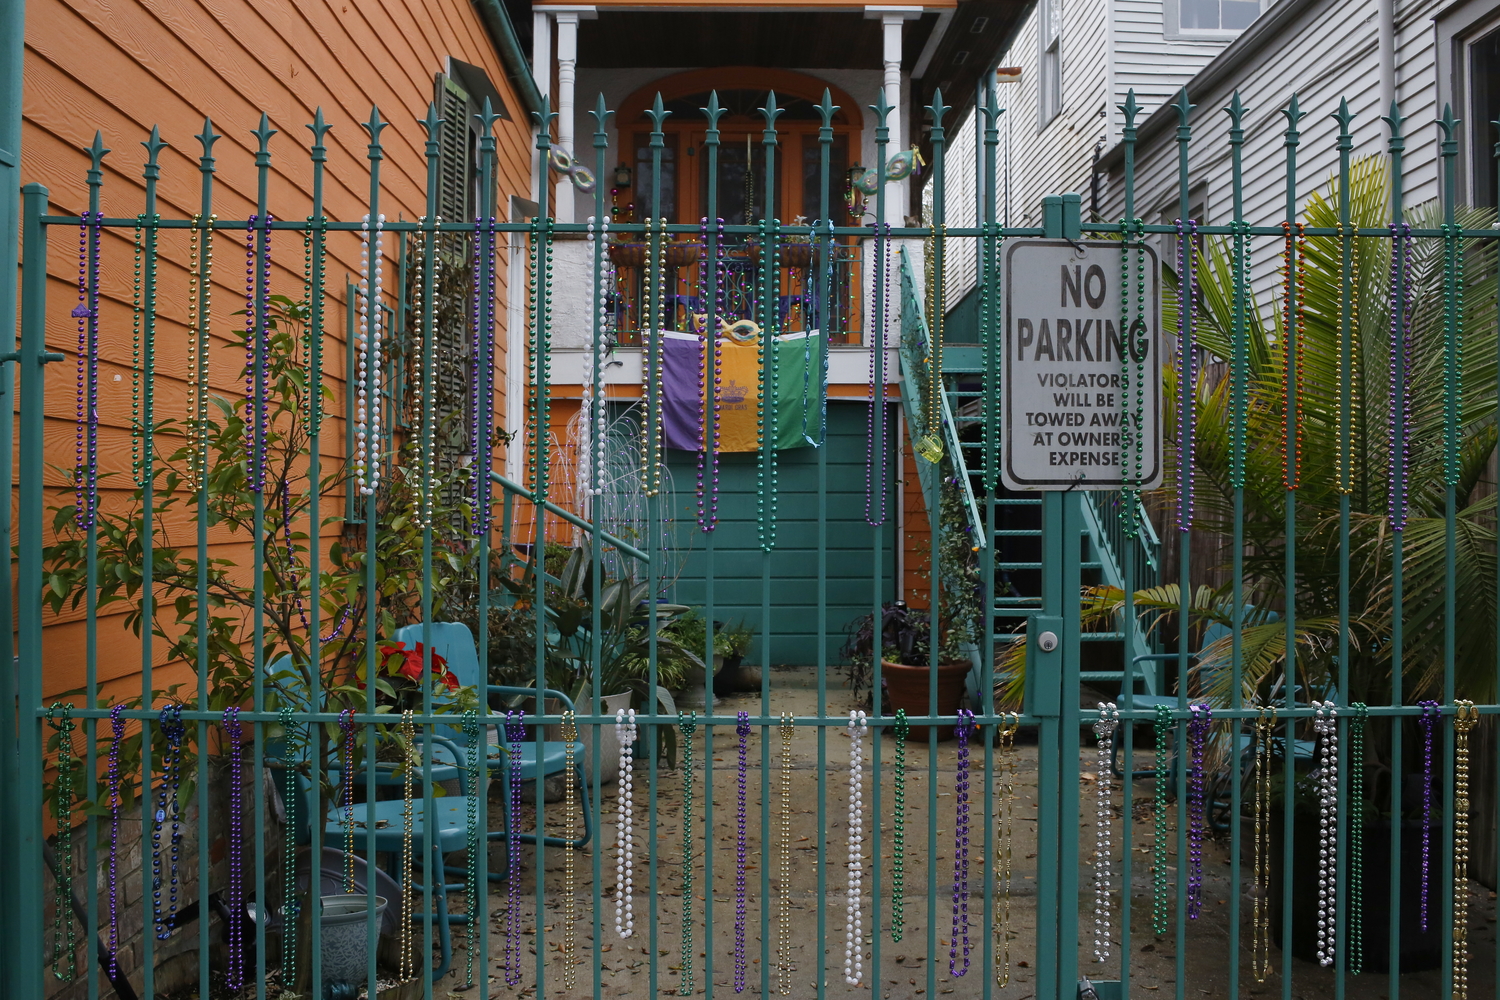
[319,894,388,989]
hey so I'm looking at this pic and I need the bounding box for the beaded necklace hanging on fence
[866,223,892,526]
[151,704,186,941]
[337,708,356,892]
[277,706,301,991]
[504,710,526,983]
[408,216,442,529]
[1186,703,1211,920]
[46,703,78,979]
[757,220,784,552]
[398,711,418,982]
[640,217,665,497]
[526,216,554,510]
[475,215,500,534]
[463,710,483,990]
[1151,704,1172,935]
[915,225,946,463]
[223,706,247,992]
[355,213,384,496]
[1280,222,1308,490]
[73,211,101,527]
[245,214,273,492]
[776,713,794,996]
[1118,219,1148,522]
[185,213,215,492]
[1175,219,1198,530]
[1348,703,1368,975]
[995,713,1019,987]
[1388,223,1413,530]
[734,711,751,992]
[1419,699,1440,931]
[1092,703,1119,963]
[1250,708,1276,982]
[1335,223,1360,497]
[106,704,125,977]
[949,708,974,977]
[844,710,867,986]
[560,710,578,990]
[890,708,908,943]
[582,216,613,502]
[1453,700,1479,1000]
[1312,701,1339,966]
[131,213,161,487]
[696,217,726,530]
[614,708,637,940]
[678,712,697,995]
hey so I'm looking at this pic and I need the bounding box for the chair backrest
[393,621,482,741]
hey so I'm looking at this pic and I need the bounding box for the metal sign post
[1002,235,1161,492]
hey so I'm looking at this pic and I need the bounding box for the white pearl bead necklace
[844,710,866,985]
[1092,702,1119,963]
[355,213,385,495]
[1313,700,1338,966]
[615,708,637,938]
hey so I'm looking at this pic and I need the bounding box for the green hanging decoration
[1152,704,1172,936]
[677,712,697,995]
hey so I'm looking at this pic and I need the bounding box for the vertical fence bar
[1437,103,1460,998]
[1332,98,1355,1000]
[1172,88,1194,1000]
[137,125,166,1000]
[1224,91,1248,1000]
[1382,99,1407,1000]
[979,75,1000,1000]
[193,119,218,1000]
[1279,93,1305,1000]
[1118,90,1142,996]
[700,89,722,1000]
[815,88,834,1000]
[16,180,50,1000]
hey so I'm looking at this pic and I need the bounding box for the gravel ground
[404,667,1494,999]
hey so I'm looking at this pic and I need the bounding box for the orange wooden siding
[22,0,535,702]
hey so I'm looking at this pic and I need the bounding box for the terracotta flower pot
[880,660,970,741]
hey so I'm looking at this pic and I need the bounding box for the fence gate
[4,82,1500,1000]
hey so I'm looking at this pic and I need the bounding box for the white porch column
[866,7,921,223]
[531,11,552,205]
[554,12,579,223]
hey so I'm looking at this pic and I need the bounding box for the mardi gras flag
[660,330,824,453]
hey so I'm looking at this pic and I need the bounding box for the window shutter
[438,75,472,224]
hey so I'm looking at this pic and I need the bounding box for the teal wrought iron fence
[3,79,1500,1000]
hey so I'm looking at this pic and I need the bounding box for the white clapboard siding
[938,0,1241,310]
[1114,0,1238,123]
[1099,0,1443,306]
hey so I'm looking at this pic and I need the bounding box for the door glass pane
[634,135,676,220]
[802,134,850,224]
[701,134,781,229]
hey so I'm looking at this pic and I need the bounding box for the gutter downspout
[472,0,545,120]
[1378,0,1395,116]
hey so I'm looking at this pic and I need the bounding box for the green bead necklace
[1152,704,1172,935]
[677,712,697,995]
[890,709,907,942]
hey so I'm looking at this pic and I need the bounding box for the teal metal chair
[262,654,496,980]
[394,621,593,850]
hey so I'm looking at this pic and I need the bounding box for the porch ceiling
[575,10,939,70]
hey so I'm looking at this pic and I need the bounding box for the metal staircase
[894,248,1161,698]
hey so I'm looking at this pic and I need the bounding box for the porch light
[614,163,632,188]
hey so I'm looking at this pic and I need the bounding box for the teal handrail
[490,471,651,565]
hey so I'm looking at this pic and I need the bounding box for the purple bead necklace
[106,704,125,976]
[1419,700,1440,931]
[277,481,351,642]
[73,211,101,530]
[1388,223,1413,530]
[151,704,186,941]
[338,708,356,891]
[866,223,891,526]
[504,710,525,985]
[223,706,246,992]
[734,711,750,992]
[1175,219,1198,532]
[949,708,974,976]
[1186,703,1211,919]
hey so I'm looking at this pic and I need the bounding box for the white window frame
[1039,0,1063,126]
[1163,0,1263,41]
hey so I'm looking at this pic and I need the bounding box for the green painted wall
[663,401,898,665]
